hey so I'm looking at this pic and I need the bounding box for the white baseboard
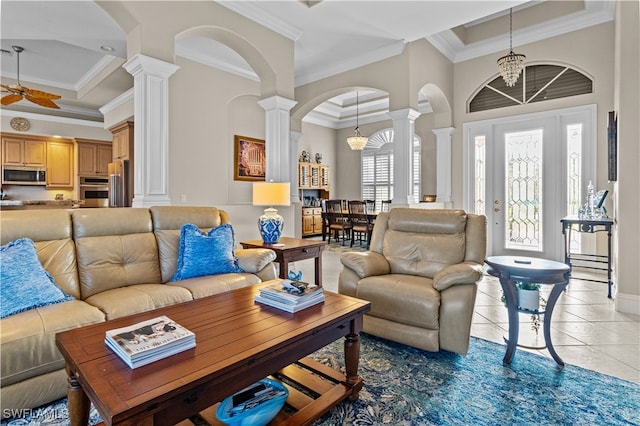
[615,292,640,315]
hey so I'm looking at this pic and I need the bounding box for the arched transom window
[469,64,593,113]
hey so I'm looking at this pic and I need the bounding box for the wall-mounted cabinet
[298,162,329,191]
[77,139,112,176]
[2,136,46,167]
[46,140,74,188]
[110,121,134,161]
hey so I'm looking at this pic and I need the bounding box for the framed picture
[234,135,266,181]
[607,111,617,182]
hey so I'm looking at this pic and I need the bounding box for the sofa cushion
[171,224,243,281]
[169,273,262,299]
[382,209,467,278]
[84,284,193,320]
[72,209,162,299]
[357,274,440,330]
[1,300,104,387]
[150,206,228,283]
[1,238,73,319]
[0,210,81,299]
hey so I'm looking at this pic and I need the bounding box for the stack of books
[105,315,195,369]
[255,280,324,313]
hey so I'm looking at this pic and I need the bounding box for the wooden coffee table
[56,283,370,426]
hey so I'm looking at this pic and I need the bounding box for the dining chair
[348,200,374,248]
[364,199,376,213]
[325,199,351,245]
[381,200,392,212]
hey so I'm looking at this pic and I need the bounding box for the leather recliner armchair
[338,208,487,355]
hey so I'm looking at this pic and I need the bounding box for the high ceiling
[0,1,615,126]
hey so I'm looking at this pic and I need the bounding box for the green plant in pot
[501,281,547,335]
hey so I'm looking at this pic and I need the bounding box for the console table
[485,256,570,366]
[560,216,614,298]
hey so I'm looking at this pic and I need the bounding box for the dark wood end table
[485,256,570,367]
[240,237,326,285]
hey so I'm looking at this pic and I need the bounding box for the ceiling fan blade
[23,87,61,100]
[1,93,24,106]
[1,84,18,93]
[25,95,60,109]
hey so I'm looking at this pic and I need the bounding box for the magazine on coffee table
[105,315,195,368]
[255,280,324,312]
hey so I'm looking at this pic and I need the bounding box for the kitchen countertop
[0,199,84,207]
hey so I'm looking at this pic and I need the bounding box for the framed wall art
[234,135,266,181]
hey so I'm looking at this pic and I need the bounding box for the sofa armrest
[236,248,276,274]
[433,262,483,291]
[340,251,390,279]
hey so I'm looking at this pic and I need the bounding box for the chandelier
[497,8,526,87]
[347,91,368,150]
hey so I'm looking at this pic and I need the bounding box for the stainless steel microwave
[2,166,46,185]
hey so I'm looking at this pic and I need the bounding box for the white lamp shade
[252,182,291,206]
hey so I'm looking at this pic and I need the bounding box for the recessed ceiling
[0,0,615,124]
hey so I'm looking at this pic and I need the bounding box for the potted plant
[516,281,541,312]
[500,282,547,336]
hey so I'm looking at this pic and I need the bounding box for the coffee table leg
[66,364,90,426]
[344,333,363,401]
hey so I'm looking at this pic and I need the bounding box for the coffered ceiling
[0,1,615,126]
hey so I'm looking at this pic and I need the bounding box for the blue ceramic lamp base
[258,208,284,244]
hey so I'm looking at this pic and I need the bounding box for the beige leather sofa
[338,208,486,355]
[0,206,277,416]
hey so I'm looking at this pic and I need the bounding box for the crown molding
[218,1,303,41]
[99,88,133,115]
[296,40,406,87]
[0,109,104,127]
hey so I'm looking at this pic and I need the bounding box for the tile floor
[289,246,640,384]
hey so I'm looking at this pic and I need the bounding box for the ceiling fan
[1,46,61,109]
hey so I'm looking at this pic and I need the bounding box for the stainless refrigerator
[108,160,130,207]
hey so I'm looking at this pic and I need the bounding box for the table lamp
[252,182,290,243]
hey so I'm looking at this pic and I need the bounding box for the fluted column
[388,108,421,206]
[123,54,179,207]
[257,96,298,188]
[290,130,302,204]
[432,127,455,203]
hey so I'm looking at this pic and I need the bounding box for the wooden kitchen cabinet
[2,136,46,167]
[77,139,112,176]
[110,121,134,161]
[298,162,330,191]
[46,140,74,188]
[302,207,324,236]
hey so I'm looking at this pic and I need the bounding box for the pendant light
[347,91,368,150]
[497,8,526,87]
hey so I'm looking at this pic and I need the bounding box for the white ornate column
[257,96,298,187]
[432,127,455,204]
[389,108,421,206]
[123,54,179,207]
[289,130,302,204]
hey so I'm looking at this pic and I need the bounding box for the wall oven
[79,176,109,208]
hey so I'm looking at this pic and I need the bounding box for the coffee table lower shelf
[173,357,358,426]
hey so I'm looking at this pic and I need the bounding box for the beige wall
[613,0,640,306]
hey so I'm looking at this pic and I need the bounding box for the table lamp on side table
[252,181,290,243]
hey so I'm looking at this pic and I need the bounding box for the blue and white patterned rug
[3,335,638,425]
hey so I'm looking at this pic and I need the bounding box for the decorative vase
[517,289,540,311]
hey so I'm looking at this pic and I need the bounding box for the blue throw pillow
[171,224,244,281]
[0,238,74,319]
